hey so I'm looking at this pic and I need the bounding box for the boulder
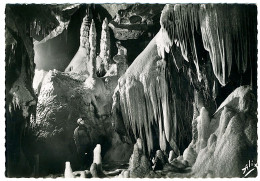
[29,70,131,174]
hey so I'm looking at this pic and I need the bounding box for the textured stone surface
[65,13,92,75]
[109,22,147,40]
[152,150,167,170]
[5,4,257,178]
[161,4,257,86]
[106,4,164,40]
[185,86,257,177]
[97,18,111,75]
[29,70,131,174]
[128,139,151,178]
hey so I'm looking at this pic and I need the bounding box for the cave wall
[5,5,37,177]
[5,4,81,177]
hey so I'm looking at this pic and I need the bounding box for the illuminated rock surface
[29,70,132,174]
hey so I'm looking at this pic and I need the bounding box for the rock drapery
[111,3,257,178]
[160,4,257,87]
[112,32,192,155]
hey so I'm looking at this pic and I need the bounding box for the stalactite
[160,4,257,86]
[113,33,180,154]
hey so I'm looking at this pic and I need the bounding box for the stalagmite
[196,107,210,151]
[90,144,105,178]
[88,19,97,77]
[99,18,111,72]
[65,13,91,74]
[80,15,91,49]
[64,162,75,178]
[93,144,102,166]
[128,138,151,177]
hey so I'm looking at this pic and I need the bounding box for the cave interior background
[5,3,258,178]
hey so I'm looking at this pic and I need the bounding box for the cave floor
[45,162,193,178]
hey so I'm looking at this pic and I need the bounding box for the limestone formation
[160,4,257,86]
[152,150,167,170]
[90,163,98,178]
[97,18,111,74]
[64,12,98,78]
[181,86,257,177]
[93,144,102,169]
[64,162,75,178]
[128,138,151,178]
[112,34,182,154]
[113,41,128,77]
[30,70,131,173]
[106,4,164,40]
[109,22,146,40]
[89,144,105,178]
[5,4,257,179]
[88,19,97,77]
[169,155,189,169]
[65,13,91,75]
[168,150,178,163]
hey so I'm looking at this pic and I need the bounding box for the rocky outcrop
[29,69,132,175]
[5,4,83,177]
[5,4,58,177]
[181,86,257,177]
